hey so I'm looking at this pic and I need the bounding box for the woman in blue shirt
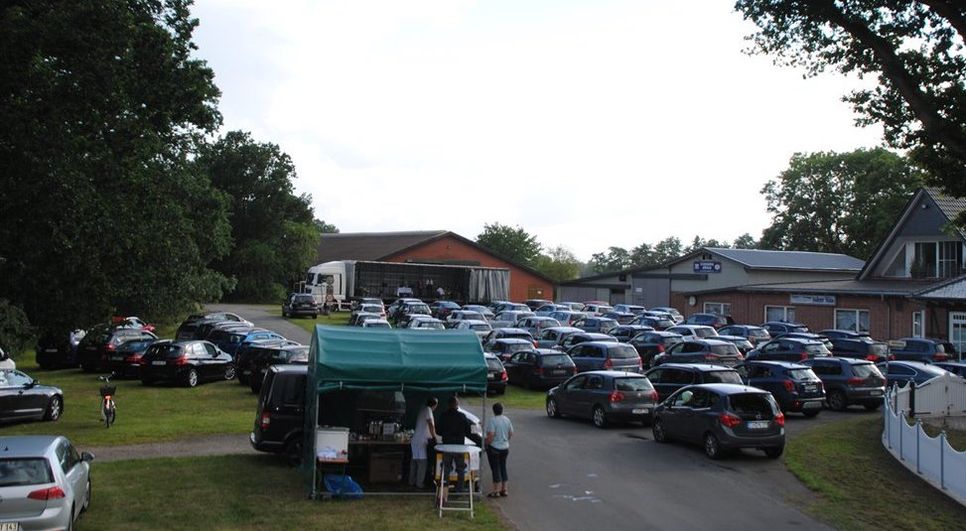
[485,402,513,497]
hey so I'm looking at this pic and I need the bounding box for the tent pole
[481,389,487,497]
[311,394,319,500]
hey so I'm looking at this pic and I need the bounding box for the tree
[534,246,583,283]
[315,220,340,234]
[684,236,730,254]
[0,0,232,333]
[652,237,684,264]
[589,247,631,274]
[199,131,319,302]
[476,223,542,266]
[732,233,759,249]
[735,0,966,217]
[760,148,922,258]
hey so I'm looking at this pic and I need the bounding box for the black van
[250,364,306,463]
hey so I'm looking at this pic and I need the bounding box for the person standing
[485,402,513,498]
[436,396,473,492]
[409,397,438,489]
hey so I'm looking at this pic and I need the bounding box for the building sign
[693,261,722,273]
[790,294,837,306]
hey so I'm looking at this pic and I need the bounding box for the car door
[661,387,693,439]
[680,388,712,442]
[506,352,526,384]
[58,439,86,517]
[579,374,606,418]
[203,342,225,381]
[556,375,587,416]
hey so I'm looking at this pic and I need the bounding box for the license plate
[747,421,769,429]
[0,523,21,531]
[487,374,495,380]
[152,361,166,366]
[803,401,822,410]
[111,355,124,361]
[870,390,882,396]
[804,385,816,393]
[553,370,566,376]
[632,408,649,415]
[45,348,58,353]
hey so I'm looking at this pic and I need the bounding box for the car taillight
[847,377,864,386]
[934,353,949,361]
[648,390,659,402]
[774,412,785,427]
[28,486,66,500]
[865,355,878,362]
[609,390,625,403]
[125,355,140,363]
[657,344,665,353]
[173,355,189,366]
[783,380,795,392]
[636,358,642,370]
[603,358,613,369]
[799,351,808,361]
[888,354,896,360]
[533,341,539,348]
[105,343,116,352]
[500,370,507,382]
[718,412,741,428]
[260,412,271,429]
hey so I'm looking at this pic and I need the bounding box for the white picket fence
[882,374,966,505]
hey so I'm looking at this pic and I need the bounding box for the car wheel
[224,365,236,380]
[546,398,560,418]
[184,368,199,388]
[802,409,820,418]
[285,437,303,467]
[864,402,881,411]
[704,432,723,460]
[81,478,91,512]
[44,395,62,421]
[592,405,608,429]
[652,418,668,443]
[764,446,784,459]
[827,390,847,412]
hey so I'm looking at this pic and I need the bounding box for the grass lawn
[82,454,505,530]
[277,309,350,334]
[921,423,966,451]
[785,415,966,530]
[2,358,256,447]
[492,385,546,410]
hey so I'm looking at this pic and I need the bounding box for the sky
[190,0,885,261]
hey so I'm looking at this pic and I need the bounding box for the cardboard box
[369,451,404,483]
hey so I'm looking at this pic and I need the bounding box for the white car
[454,320,493,340]
[0,436,93,530]
[361,319,392,329]
[0,347,14,370]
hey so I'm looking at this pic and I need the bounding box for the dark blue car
[736,360,825,417]
[876,361,946,388]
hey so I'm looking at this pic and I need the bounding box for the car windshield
[728,393,774,416]
[804,343,830,355]
[151,343,184,359]
[749,329,770,339]
[503,343,534,354]
[294,295,315,303]
[615,377,653,391]
[0,458,53,487]
[787,368,818,380]
[469,324,491,331]
[710,344,739,356]
[408,305,431,315]
[694,328,717,338]
[540,354,571,365]
[0,370,32,387]
[851,364,882,379]
[705,371,742,384]
[608,345,639,359]
[417,322,445,330]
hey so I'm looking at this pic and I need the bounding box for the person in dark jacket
[436,395,473,491]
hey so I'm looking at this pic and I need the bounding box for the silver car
[0,435,93,530]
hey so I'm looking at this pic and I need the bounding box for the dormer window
[912,241,963,279]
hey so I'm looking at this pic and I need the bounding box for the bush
[0,299,34,358]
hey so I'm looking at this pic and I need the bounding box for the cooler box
[316,427,349,463]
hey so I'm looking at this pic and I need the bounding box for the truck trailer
[304,260,510,311]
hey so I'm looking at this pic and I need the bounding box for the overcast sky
[191,0,884,261]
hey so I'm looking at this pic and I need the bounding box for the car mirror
[81,451,95,462]
[25,380,37,388]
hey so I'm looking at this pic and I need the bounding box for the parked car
[557,301,585,312]
[484,353,508,395]
[548,311,587,326]
[392,302,432,327]
[761,321,810,336]
[829,338,890,362]
[934,362,966,377]
[514,316,562,337]
[0,435,93,530]
[716,325,771,346]
[801,358,885,411]
[361,319,392,329]
[609,325,655,342]
[236,339,301,385]
[139,340,235,387]
[77,325,158,373]
[534,326,583,349]
[573,316,619,335]
[567,341,642,373]
[535,304,574,317]
[601,312,637,325]
[460,304,495,320]
[491,302,530,314]
[429,300,461,319]
[650,307,684,324]
[282,293,319,319]
[546,371,659,428]
[644,363,743,401]
[525,299,553,311]
[652,384,785,459]
[556,332,617,352]
[35,329,85,369]
[631,315,676,331]
[774,332,833,351]
[486,338,537,363]
[684,313,733,329]
[612,304,647,315]
[581,304,614,316]
[217,328,286,358]
[0,369,64,423]
[666,325,718,340]
[736,361,825,417]
[444,310,488,328]
[250,364,307,462]
[876,360,947,388]
[888,337,958,363]
[482,328,535,351]
[819,329,871,340]
[249,344,310,393]
[745,337,831,362]
[491,310,536,329]
[453,319,492,340]
[629,331,685,369]
[351,297,385,312]
[408,318,446,330]
[349,312,383,326]
[177,313,251,340]
[715,335,755,355]
[103,336,158,377]
[653,339,743,368]
[504,349,577,389]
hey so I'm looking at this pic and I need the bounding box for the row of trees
[0,1,329,340]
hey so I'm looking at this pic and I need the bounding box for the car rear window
[153,343,185,359]
[295,295,315,303]
[540,354,571,366]
[749,329,770,339]
[728,393,774,416]
[615,377,653,391]
[0,458,53,487]
[710,344,739,356]
[805,343,830,355]
[791,326,809,333]
[694,328,716,338]
[608,345,639,359]
[417,322,444,329]
[469,324,491,331]
[851,364,881,378]
[787,368,818,380]
[503,334,533,342]
[503,343,533,354]
[704,371,742,384]
[936,344,947,354]
[485,358,503,371]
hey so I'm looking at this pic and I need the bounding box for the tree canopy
[0,0,232,333]
[476,223,542,266]
[760,148,922,258]
[533,246,583,283]
[736,0,966,218]
[588,234,754,274]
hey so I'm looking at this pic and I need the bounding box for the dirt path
[88,433,257,462]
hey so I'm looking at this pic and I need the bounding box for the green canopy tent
[303,325,488,497]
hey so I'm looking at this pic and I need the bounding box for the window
[912,311,925,338]
[704,302,731,316]
[765,306,795,323]
[913,241,964,278]
[835,309,870,333]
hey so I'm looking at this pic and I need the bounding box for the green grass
[4,358,256,447]
[81,454,505,530]
[921,423,966,452]
[491,385,546,410]
[785,415,966,530]
[277,309,350,335]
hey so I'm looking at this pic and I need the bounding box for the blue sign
[693,261,722,273]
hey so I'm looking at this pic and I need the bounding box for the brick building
[314,230,555,302]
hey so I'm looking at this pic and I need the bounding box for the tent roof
[309,325,488,393]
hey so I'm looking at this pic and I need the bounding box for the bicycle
[98,373,117,428]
